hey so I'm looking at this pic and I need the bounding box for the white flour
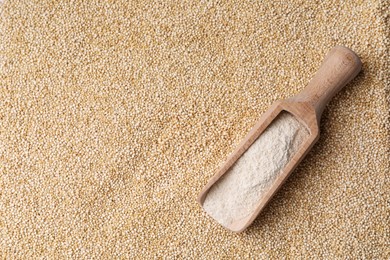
[203,112,309,228]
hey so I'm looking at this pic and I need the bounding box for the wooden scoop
[198,46,362,232]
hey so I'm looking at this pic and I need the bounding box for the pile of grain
[0,0,388,258]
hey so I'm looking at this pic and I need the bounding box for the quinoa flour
[203,112,309,228]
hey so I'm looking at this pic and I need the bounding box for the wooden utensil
[198,46,362,232]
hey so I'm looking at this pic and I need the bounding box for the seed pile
[0,0,388,259]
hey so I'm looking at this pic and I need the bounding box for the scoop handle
[291,46,362,118]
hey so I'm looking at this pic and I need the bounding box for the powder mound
[203,112,309,228]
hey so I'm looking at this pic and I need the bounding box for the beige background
[0,0,388,258]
